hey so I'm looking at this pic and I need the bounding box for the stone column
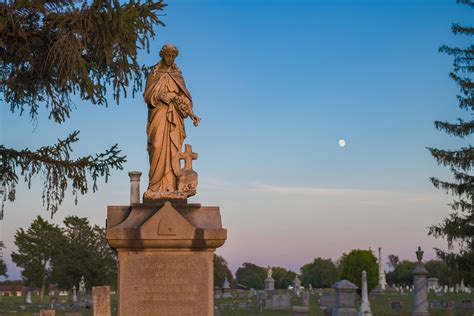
[332,280,357,316]
[378,247,387,290]
[107,201,227,316]
[359,271,372,316]
[412,246,429,316]
[128,171,142,204]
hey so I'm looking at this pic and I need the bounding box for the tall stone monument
[412,246,429,316]
[106,44,227,316]
[359,271,372,316]
[377,247,387,290]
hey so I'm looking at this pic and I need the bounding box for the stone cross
[179,144,198,171]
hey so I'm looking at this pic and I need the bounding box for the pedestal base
[118,251,213,316]
[107,201,227,316]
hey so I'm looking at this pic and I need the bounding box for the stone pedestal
[412,247,429,316]
[106,201,227,316]
[412,265,429,315]
[265,277,275,291]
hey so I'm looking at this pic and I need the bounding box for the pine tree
[0,0,166,216]
[427,0,474,284]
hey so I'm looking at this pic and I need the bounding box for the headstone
[460,300,473,310]
[39,310,56,316]
[78,276,86,302]
[302,291,310,307]
[412,246,429,316]
[292,305,310,316]
[265,293,291,310]
[359,271,372,316]
[222,276,230,289]
[332,280,357,316]
[309,283,314,294]
[293,275,302,296]
[431,300,444,309]
[427,277,439,291]
[390,301,403,311]
[72,286,77,303]
[92,286,111,316]
[319,292,336,314]
[25,290,32,304]
[222,277,232,298]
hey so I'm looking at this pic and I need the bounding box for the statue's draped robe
[144,63,192,193]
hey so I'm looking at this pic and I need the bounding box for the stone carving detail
[143,44,200,201]
[157,215,177,236]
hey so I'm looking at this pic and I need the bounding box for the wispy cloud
[253,183,444,204]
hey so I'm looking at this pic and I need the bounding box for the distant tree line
[11,216,116,302]
[215,249,463,291]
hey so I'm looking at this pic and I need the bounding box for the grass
[0,290,472,315]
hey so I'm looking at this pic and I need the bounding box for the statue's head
[160,44,179,67]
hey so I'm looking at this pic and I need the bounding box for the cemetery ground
[0,290,472,315]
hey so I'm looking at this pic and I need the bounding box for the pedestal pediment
[140,202,195,240]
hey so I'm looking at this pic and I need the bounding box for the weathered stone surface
[412,247,429,316]
[39,310,56,316]
[332,280,358,316]
[107,201,226,316]
[143,44,201,200]
[119,251,213,316]
[266,293,291,310]
[92,286,111,316]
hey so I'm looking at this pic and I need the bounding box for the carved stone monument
[265,266,275,291]
[106,44,227,316]
[412,247,429,316]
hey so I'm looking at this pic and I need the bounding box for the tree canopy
[271,266,296,290]
[51,216,117,290]
[427,0,474,285]
[12,215,117,300]
[339,249,378,292]
[300,257,339,289]
[0,0,166,216]
[214,255,234,288]
[11,216,66,301]
[0,241,7,279]
[235,262,266,290]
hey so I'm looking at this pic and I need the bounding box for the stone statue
[143,44,201,201]
[267,266,273,279]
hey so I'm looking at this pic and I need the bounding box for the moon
[338,139,346,147]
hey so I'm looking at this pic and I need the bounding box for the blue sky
[1,0,472,278]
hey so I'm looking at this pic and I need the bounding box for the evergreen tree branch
[0,131,126,217]
[434,119,474,137]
